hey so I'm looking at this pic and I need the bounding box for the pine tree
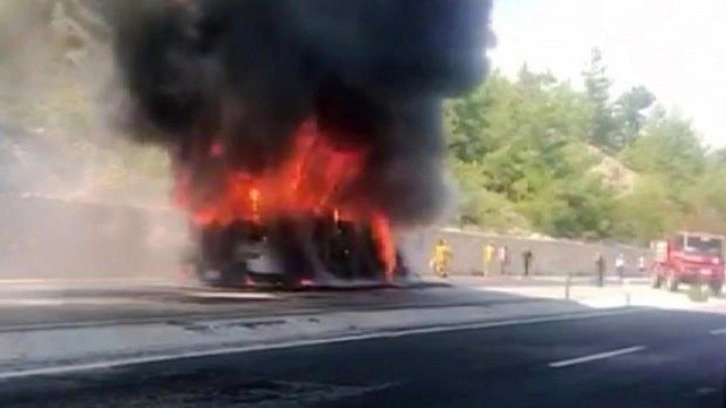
[582,47,616,152]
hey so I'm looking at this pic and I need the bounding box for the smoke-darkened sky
[110,0,493,228]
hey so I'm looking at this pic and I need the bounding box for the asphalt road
[0,281,583,330]
[1,308,726,407]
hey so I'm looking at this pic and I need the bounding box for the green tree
[620,108,706,205]
[582,47,616,151]
[612,175,678,243]
[614,85,655,146]
[446,66,615,238]
[683,155,726,232]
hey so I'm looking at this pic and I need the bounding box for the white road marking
[0,298,165,307]
[183,291,279,300]
[548,346,647,368]
[709,328,726,335]
[0,278,169,285]
[0,279,50,284]
[0,309,641,381]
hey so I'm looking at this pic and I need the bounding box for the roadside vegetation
[446,48,726,244]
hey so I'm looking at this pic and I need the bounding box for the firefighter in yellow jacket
[431,239,453,278]
[483,242,495,276]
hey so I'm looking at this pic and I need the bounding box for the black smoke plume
[109,0,493,228]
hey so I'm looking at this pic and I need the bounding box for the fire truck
[649,231,725,294]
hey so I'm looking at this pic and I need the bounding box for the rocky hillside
[0,1,171,205]
[586,145,638,195]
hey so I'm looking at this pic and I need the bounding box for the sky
[489,0,726,148]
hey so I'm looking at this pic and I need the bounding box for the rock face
[587,145,638,195]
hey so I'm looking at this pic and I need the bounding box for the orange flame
[174,117,397,277]
[249,188,261,221]
[372,213,396,280]
[179,119,367,224]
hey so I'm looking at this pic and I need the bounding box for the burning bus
[188,215,407,288]
[108,0,493,287]
[174,119,406,288]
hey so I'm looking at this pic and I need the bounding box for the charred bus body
[187,216,409,289]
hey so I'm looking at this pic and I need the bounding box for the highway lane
[0,282,582,330]
[1,308,725,407]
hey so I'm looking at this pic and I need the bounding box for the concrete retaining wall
[0,195,187,280]
[415,228,648,277]
[0,195,647,280]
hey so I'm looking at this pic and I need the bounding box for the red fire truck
[650,231,725,294]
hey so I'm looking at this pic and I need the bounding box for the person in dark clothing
[522,249,533,277]
[595,253,606,287]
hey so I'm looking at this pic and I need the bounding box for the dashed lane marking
[548,345,647,368]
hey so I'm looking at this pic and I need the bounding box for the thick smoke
[109,0,493,228]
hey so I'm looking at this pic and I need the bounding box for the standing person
[595,253,606,287]
[431,239,452,278]
[637,255,646,275]
[615,253,626,281]
[498,245,509,275]
[522,249,533,277]
[483,242,495,276]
